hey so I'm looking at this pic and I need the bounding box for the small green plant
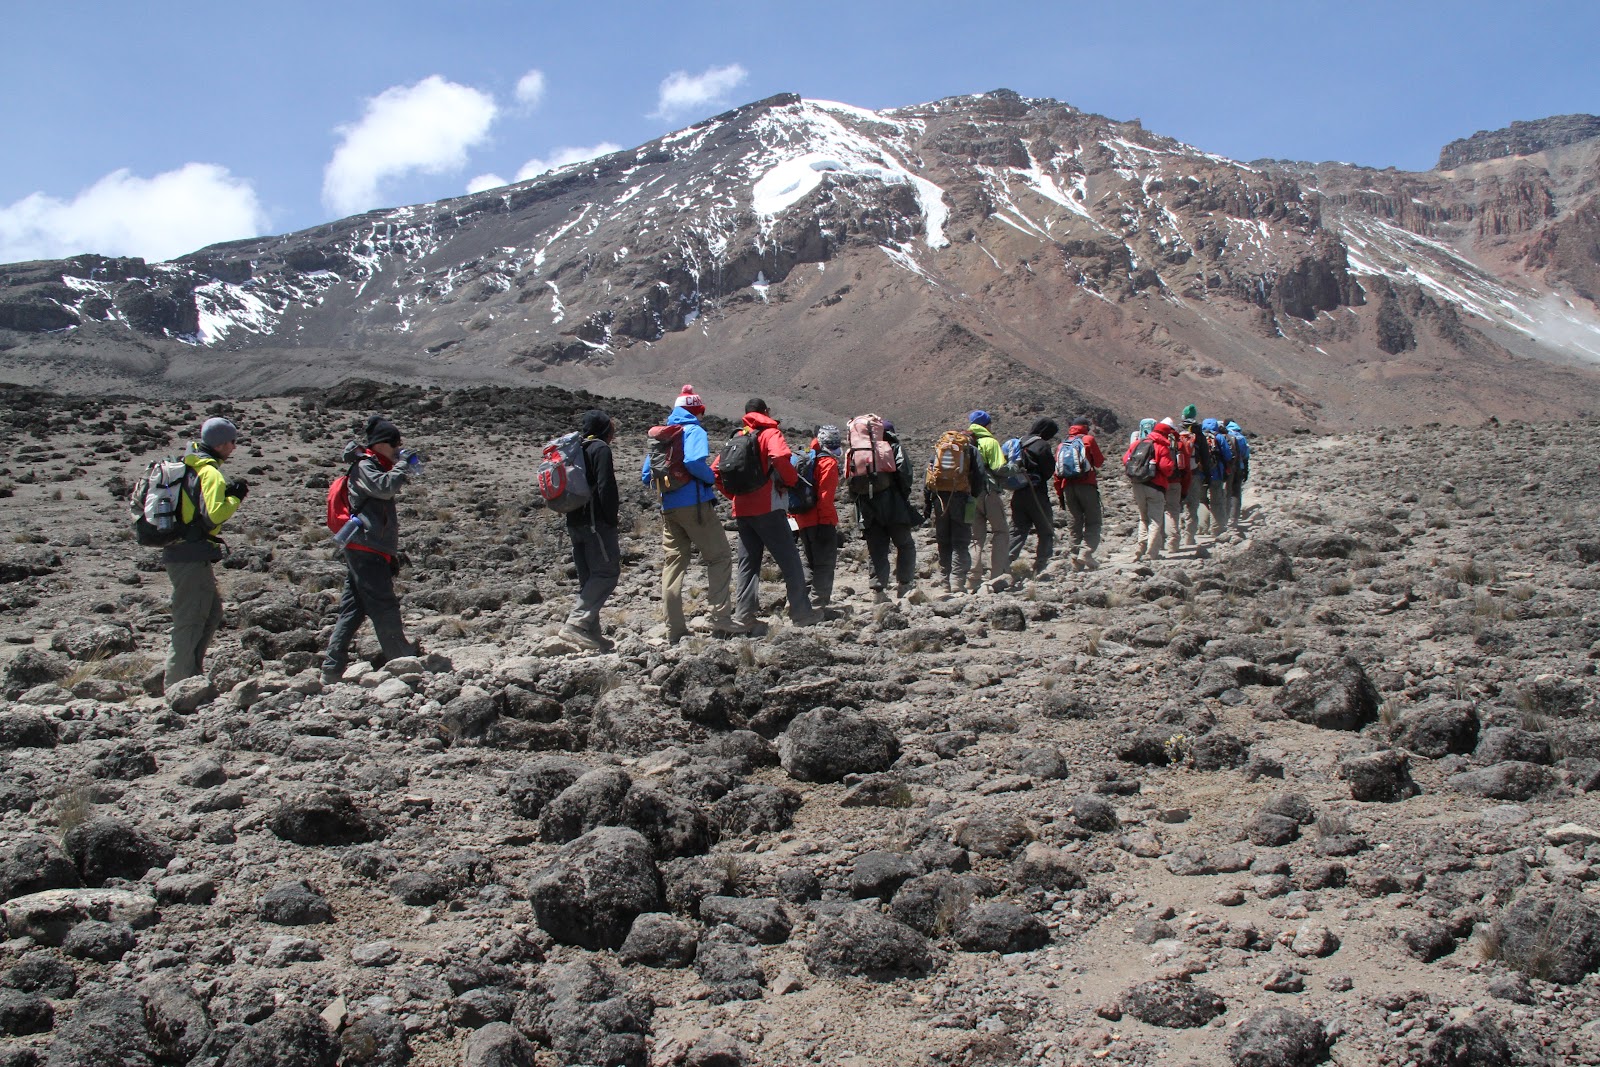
[1378,698,1401,727]
[54,787,95,837]
[1316,813,1351,839]
[932,883,976,938]
[712,854,748,893]
[1163,732,1191,766]
[1085,628,1101,657]
[1474,924,1502,962]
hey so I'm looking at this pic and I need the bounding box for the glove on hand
[226,478,249,500]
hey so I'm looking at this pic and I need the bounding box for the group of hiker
[138,389,1252,681]
[556,386,1252,648]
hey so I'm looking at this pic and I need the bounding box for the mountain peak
[1438,113,1600,170]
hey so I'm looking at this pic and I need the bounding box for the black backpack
[1123,438,1157,484]
[717,428,768,496]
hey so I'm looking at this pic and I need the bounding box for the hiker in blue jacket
[1199,418,1233,536]
[641,385,735,643]
[1223,420,1251,530]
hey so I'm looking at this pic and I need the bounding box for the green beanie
[1182,404,1197,421]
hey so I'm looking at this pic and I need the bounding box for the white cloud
[466,173,508,194]
[322,75,498,216]
[652,63,748,119]
[514,69,546,109]
[0,163,268,264]
[513,143,621,181]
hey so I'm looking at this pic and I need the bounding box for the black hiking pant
[1008,486,1054,572]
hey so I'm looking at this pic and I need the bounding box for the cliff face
[1438,114,1600,170]
[2,92,1599,431]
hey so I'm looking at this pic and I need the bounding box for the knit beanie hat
[1182,404,1197,421]
[1159,416,1176,428]
[1028,418,1059,439]
[673,384,705,416]
[968,410,991,426]
[200,417,238,448]
[815,424,843,454]
[364,415,402,447]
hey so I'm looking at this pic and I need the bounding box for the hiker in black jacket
[1007,418,1058,574]
[561,410,621,651]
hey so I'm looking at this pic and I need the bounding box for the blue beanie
[968,410,990,426]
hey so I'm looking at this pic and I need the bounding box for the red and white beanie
[673,384,705,416]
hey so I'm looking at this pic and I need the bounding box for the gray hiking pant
[567,522,621,634]
[798,525,839,608]
[1061,482,1102,554]
[1008,486,1054,572]
[165,560,223,687]
[971,490,1008,584]
[735,510,814,624]
[324,548,414,674]
[1226,473,1245,528]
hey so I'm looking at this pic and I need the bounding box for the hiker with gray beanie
[323,414,423,681]
[162,416,248,686]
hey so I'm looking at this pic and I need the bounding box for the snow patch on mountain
[749,103,949,249]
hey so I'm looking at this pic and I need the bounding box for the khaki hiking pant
[1205,481,1228,534]
[971,490,1009,585]
[1163,484,1182,552]
[166,560,222,687]
[1132,482,1166,560]
[661,502,733,641]
[1181,482,1204,545]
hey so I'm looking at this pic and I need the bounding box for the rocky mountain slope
[3,95,1600,432]
[2,382,1599,1065]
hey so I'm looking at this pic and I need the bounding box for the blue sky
[2,0,1596,263]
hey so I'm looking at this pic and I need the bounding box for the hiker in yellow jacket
[965,411,1010,591]
[161,417,247,687]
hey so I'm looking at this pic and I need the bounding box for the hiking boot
[558,624,604,651]
[790,609,824,627]
[990,576,1010,593]
[896,584,914,599]
[873,588,891,604]
[320,666,345,685]
[1082,551,1099,571]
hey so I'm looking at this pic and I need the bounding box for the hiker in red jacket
[1052,418,1105,571]
[792,425,842,609]
[1163,416,1193,555]
[1123,419,1177,562]
[715,398,820,631]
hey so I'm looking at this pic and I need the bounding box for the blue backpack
[788,451,819,514]
[1000,437,1032,489]
[1055,436,1089,478]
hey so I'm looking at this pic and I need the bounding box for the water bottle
[332,514,367,547]
[401,447,425,477]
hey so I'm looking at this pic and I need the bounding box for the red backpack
[325,461,360,533]
[646,424,692,495]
